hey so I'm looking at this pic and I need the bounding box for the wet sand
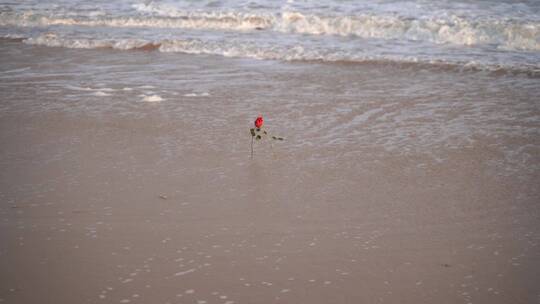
[1,41,540,304]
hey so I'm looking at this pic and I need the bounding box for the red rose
[254,116,263,128]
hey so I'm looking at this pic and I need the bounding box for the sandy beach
[1,36,540,304]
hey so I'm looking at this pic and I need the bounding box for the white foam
[14,31,539,75]
[132,4,540,51]
[141,94,163,102]
[183,92,210,97]
[4,8,539,51]
[133,3,273,30]
[175,269,196,276]
[24,33,157,51]
[93,91,111,97]
[157,38,540,74]
[1,33,27,39]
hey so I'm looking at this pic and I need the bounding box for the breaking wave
[19,33,540,77]
[1,9,539,52]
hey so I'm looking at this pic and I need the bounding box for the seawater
[0,0,539,74]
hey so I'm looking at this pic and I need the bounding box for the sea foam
[141,94,163,102]
[2,9,539,52]
[18,33,540,76]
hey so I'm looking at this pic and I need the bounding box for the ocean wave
[23,32,158,50]
[1,9,539,52]
[20,33,540,77]
[132,3,540,52]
